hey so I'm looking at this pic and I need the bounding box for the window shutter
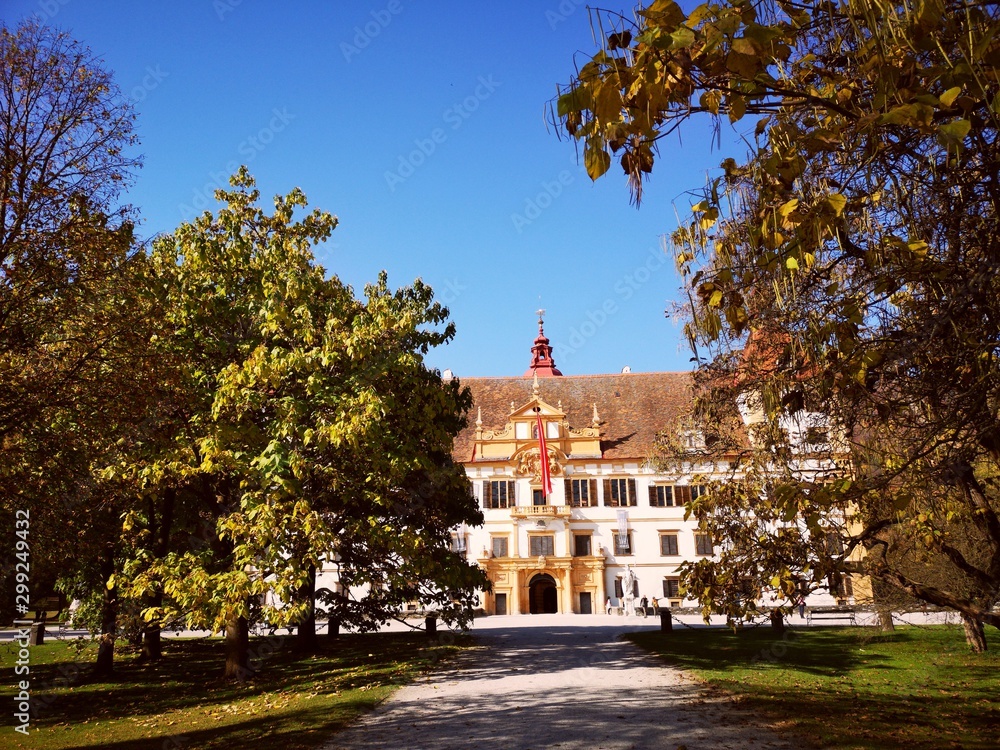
[603,478,613,506]
[564,478,573,506]
[628,478,637,506]
[648,484,657,506]
[633,578,639,597]
[589,479,597,508]
[483,481,492,508]
[614,577,623,598]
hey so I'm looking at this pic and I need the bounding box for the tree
[0,19,140,437]
[123,170,484,677]
[0,19,144,639]
[555,0,1000,649]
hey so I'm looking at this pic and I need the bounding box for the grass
[0,629,469,749]
[628,624,1000,750]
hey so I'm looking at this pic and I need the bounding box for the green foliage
[120,169,485,639]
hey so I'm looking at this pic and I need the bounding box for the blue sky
[5,0,748,378]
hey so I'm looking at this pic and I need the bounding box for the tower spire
[523,310,563,377]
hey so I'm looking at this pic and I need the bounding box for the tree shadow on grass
[629,627,890,677]
[628,626,1000,750]
[17,632,458,737]
[55,700,376,750]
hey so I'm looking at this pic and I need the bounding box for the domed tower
[523,309,563,377]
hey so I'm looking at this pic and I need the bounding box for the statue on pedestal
[622,564,637,616]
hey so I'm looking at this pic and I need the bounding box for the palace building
[452,314,860,615]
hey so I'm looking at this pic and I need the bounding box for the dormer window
[680,429,705,451]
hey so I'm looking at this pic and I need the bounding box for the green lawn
[0,630,469,749]
[628,625,1000,750]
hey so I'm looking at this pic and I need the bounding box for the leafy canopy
[556,0,1000,638]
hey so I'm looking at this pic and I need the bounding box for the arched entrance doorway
[529,573,558,614]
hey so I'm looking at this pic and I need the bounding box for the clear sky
[4,0,748,378]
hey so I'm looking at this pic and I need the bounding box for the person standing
[639,595,648,618]
[605,596,612,615]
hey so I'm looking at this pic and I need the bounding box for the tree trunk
[141,489,174,663]
[961,613,987,653]
[94,548,118,677]
[141,591,163,662]
[296,564,318,654]
[769,609,785,634]
[877,608,895,632]
[223,614,250,680]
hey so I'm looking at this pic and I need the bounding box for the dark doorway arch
[529,574,558,614]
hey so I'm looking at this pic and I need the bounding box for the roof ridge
[455,371,693,380]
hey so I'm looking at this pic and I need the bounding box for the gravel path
[319,614,796,750]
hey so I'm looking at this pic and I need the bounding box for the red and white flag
[536,411,553,498]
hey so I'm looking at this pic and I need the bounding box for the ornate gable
[472,381,603,464]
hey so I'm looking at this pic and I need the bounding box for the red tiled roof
[452,372,694,463]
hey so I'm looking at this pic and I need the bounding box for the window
[565,478,596,507]
[614,532,632,556]
[659,533,679,556]
[825,531,844,556]
[483,480,514,509]
[491,536,508,558]
[662,578,681,599]
[615,575,638,598]
[451,533,467,553]
[828,572,853,599]
[603,478,637,507]
[694,533,714,556]
[649,485,674,507]
[673,485,708,505]
[680,430,705,450]
[532,489,546,506]
[573,534,592,557]
[529,535,554,557]
[805,427,829,446]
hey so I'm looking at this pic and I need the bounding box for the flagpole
[534,406,553,499]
